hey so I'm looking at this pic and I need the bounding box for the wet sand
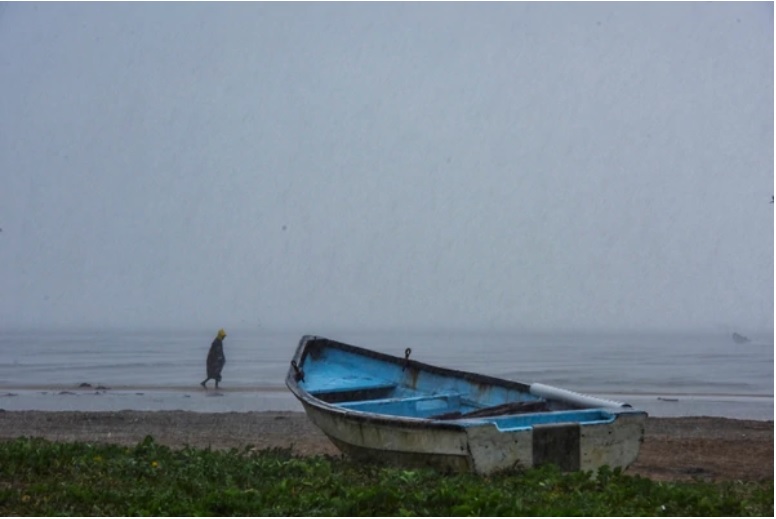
[0,410,771,482]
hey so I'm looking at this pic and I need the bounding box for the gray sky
[1,2,773,333]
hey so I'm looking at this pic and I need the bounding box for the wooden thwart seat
[430,400,549,420]
[308,376,397,404]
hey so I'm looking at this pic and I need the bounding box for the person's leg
[201,378,210,388]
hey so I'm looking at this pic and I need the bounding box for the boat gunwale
[296,334,534,389]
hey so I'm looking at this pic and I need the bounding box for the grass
[0,436,772,516]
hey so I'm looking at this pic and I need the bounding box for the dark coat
[206,338,226,380]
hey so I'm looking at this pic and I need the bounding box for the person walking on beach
[201,329,226,389]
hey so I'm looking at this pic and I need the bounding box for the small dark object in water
[732,332,750,344]
[78,383,92,388]
[657,397,679,402]
[59,391,75,395]
[95,385,109,390]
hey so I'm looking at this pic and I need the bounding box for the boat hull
[300,399,645,474]
[287,335,647,474]
[300,400,474,472]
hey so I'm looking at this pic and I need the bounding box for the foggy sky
[1,2,773,333]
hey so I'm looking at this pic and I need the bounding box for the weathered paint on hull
[301,401,646,474]
[302,402,473,472]
[328,438,473,473]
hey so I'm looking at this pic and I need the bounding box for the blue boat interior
[297,340,618,428]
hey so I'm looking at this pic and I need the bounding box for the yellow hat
[217,328,227,339]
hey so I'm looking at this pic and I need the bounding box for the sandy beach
[0,410,771,482]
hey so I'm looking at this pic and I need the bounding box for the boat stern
[463,409,647,474]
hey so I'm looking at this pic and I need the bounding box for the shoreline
[0,384,772,400]
[0,386,772,421]
[0,410,771,482]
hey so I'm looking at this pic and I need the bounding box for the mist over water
[0,3,773,334]
[0,4,772,421]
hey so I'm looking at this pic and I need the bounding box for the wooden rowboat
[285,335,647,474]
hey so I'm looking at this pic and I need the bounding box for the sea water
[0,328,772,420]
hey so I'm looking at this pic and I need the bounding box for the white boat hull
[301,399,645,474]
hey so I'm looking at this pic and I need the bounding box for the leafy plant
[0,437,771,516]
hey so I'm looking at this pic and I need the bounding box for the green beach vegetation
[0,436,771,516]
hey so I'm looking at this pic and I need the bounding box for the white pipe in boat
[529,382,631,409]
